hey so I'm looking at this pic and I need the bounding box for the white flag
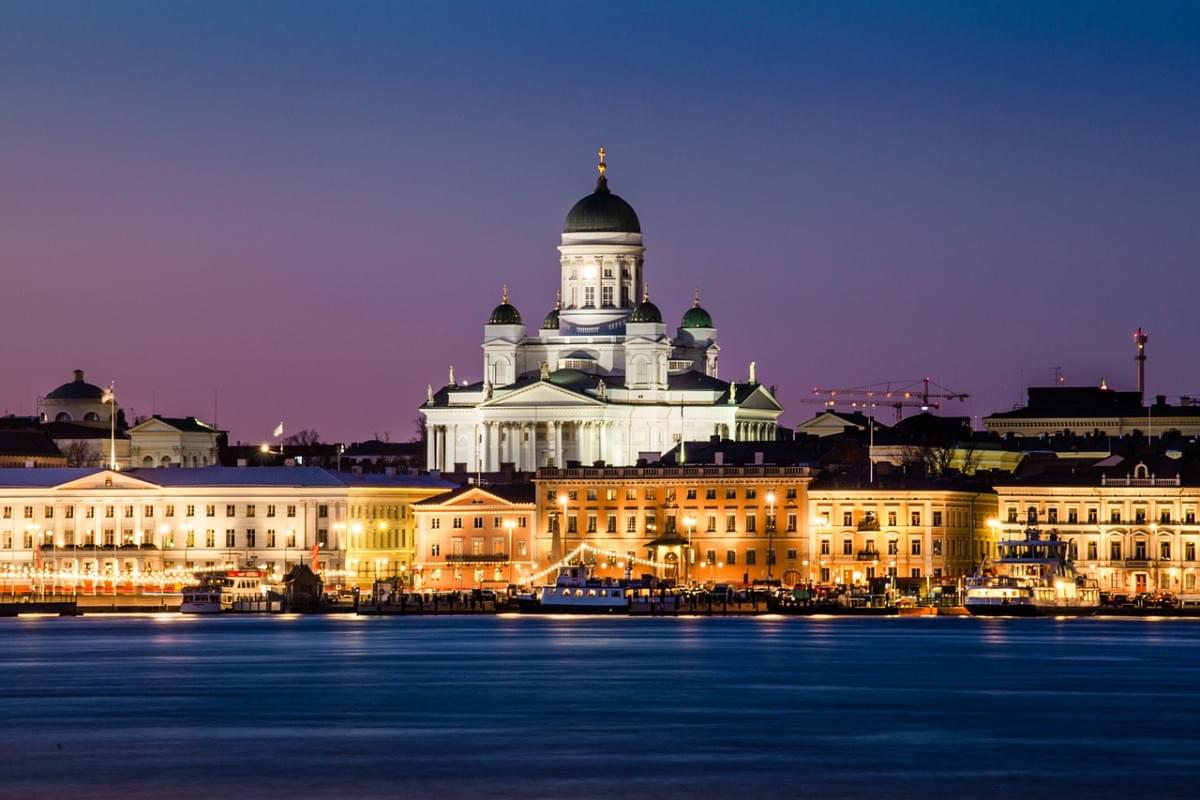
[272,422,284,438]
[101,384,115,404]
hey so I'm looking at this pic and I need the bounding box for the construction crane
[810,378,969,423]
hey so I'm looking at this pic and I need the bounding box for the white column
[599,421,608,465]
[480,423,490,472]
[554,421,563,467]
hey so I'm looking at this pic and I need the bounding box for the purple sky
[2,1,1198,443]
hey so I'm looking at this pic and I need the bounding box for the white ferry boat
[180,570,269,614]
[965,518,1099,617]
[525,565,628,614]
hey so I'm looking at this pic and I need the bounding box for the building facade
[994,461,1200,596]
[533,465,815,586]
[420,151,783,473]
[807,480,998,586]
[342,475,458,589]
[412,484,536,590]
[0,467,455,594]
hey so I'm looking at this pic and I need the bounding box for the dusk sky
[3,1,1197,443]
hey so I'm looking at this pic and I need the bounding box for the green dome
[542,290,562,330]
[681,290,714,328]
[564,178,641,234]
[629,299,662,324]
[488,285,522,325]
[489,302,521,325]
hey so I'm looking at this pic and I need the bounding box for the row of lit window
[1,504,329,520]
[2,529,328,550]
[555,487,801,503]
[1008,506,1198,525]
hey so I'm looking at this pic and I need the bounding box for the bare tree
[897,443,981,476]
[282,429,322,447]
[61,441,103,467]
[411,415,427,443]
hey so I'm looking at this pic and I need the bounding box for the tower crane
[809,378,969,423]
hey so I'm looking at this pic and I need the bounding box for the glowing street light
[503,518,517,585]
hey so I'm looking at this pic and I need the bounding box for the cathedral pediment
[480,380,605,408]
[737,384,784,412]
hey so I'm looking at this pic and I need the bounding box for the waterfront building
[0,467,454,593]
[419,150,783,473]
[994,453,1200,596]
[0,431,66,468]
[533,464,815,586]
[806,478,998,586]
[127,415,222,468]
[341,474,458,589]
[412,484,536,589]
[984,386,1200,437]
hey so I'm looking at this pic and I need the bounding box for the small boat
[521,565,628,614]
[965,516,1099,617]
[180,569,269,614]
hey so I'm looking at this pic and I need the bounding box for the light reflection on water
[0,616,1198,799]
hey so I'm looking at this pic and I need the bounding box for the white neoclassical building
[421,149,784,472]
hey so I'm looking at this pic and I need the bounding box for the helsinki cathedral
[421,148,783,472]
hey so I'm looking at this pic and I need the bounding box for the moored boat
[521,565,628,614]
[180,569,269,614]
[965,515,1099,617]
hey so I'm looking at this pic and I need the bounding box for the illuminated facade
[0,467,454,592]
[412,484,536,589]
[994,461,1200,596]
[419,150,783,473]
[342,477,458,589]
[806,481,998,585]
[533,465,815,586]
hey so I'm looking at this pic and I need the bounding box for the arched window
[160,455,172,468]
[83,412,99,422]
[142,456,154,467]
[1134,463,1150,479]
[55,412,72,422]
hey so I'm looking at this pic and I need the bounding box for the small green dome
[542,290,562,330]
[488,285,522,325]
[681,289,714,328]
[629,299,662,324]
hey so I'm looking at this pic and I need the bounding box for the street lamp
[503,518,517,585]
[766,491,777,581]
[986,517,1001,568]
[683,514,697,585]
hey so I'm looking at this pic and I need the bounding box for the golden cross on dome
[502,284,509,303]
[642,281,649,302]
[694,288,701,308]
[597,145,607,177]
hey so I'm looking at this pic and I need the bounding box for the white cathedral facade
[420,150,783,472]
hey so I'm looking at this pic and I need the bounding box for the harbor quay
[3,441,1200,616]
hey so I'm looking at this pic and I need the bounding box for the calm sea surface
[1,614,1198,799]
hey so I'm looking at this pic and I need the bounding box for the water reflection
[1,616,1198,799]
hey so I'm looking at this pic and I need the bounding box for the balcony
[856,550,882,561]
[445,553,508,564]
[1123,560,1150,568]
[40,543,159,551]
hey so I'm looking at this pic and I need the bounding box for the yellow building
[994,456,1200,596]
[534,465,815,586]
[807,479,998,586]
[341,475,457,589]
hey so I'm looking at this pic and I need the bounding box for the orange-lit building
[412,484,536,589]
[534,464,815,586]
